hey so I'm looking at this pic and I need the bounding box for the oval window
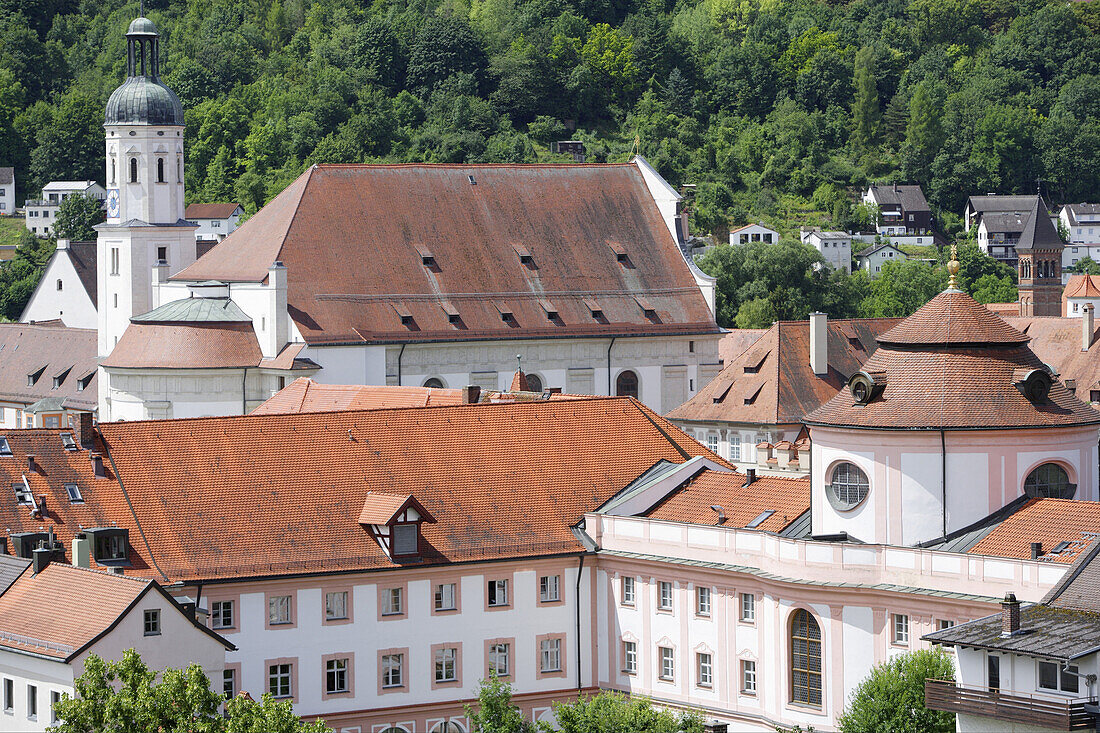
[1024,463,1075,499]
[827,462,869,510]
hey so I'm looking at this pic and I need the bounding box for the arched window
[525,374,543,393]
[379,728,410,733]
[616,370,639,399]
[791,609,822,707]
[423,378,444,389]
[56,279,63,291]
[157,158,164,183]
[826,462,869,510]
[430,723,467,733]
[129,157,138,183]
[1024,463,1075,499]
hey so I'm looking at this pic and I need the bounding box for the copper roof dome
[104,16,183,126]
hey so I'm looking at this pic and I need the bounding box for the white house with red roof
[729,223,778,245]
[184,202,243,242]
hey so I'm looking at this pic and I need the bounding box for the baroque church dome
[104,16,184,126]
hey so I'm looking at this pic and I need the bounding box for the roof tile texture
[252,378,467,414]
[877,291,1029,345]
[644,469,809,533]
[102,321,262,369]
[969,499,1100,564]
[0,324,97,411]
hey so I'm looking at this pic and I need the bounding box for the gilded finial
[947,243,960,290]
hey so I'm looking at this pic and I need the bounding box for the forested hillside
[2,0,1099,233]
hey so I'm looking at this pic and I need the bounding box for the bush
[837,647,955,733]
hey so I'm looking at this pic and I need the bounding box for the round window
[827,462,869,510]
[1024,463,1075,499]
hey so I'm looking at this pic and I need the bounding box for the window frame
[433,581,459,614]
[658,581,674,612]
[265,659,296,701]
[741,659,757,695]
[486,639,513,679]
[1038,660,1080,694]
[486,578,510,609]
[538,635,564,677]
[790,609,823,708]
[379,649,408,693]
[892,613,910,645]
[695,586,712,617]
[622,640,637,675]
[658,646,675,682]
[432,643,461,687]
[210,598,237,631]
[265,593,294,629]
[324,588,352,624]
[143,608,161,636]
[740,592,756,623]
[621,576,635,606]
[323,653,353,698]
[379,584,407,620]
[826,461,871,511]
[539,574,562,604]
[696,652,713,688]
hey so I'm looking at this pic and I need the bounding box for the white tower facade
[96,15,197,358]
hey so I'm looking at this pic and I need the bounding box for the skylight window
[746,510,775,529]
[60,433,76,451]
[65,483,83,503]
[0,437,10,457]
[13,478,32,506]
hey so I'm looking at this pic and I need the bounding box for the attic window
[13,478,32,506]
[65,483,83,503]
[744,384,764,405]
[608,242,628,263]
[712,381,733,403]
[743,352,768,374]
[513,245,533,265]
[77,373,94,392]
[60,432,76,451]
[746,510,775,529]
[493,301,514,322]
[635,296,656,317]
[27,366,45,387]
[441,301,460,324]
[539,299,559,320]
[583,298,603,320]
[52,367,72,389]
[392,523,419,556]
[392,303,414,327]
[0,438,10,457]
[416,246,435,267]
[85,527,128,562]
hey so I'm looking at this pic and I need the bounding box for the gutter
[941,429,947,540]
[241,366,248,414]
[606,337,616,395]
[396,343,406,385]
[575,555,584,691]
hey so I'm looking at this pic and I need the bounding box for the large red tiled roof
[1005,316,1100,400]
[718,329,767,363]
[170,163,719,345]
[877,290,1029,345]
[1064,274,1100,300]
[0,563,151,658]
[0,324,97,411]
[101,321,263,369]
[644,469,809,533]
[969,499,1100,564]
[252,378,467,415]
[668,318,900,426]
[81,397,721,582]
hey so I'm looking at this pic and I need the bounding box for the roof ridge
[312,163,635,170]
[46,562,152,585]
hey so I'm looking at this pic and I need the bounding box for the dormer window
[60,432,76,451]
[493,302,514,324]
[358,492,436,561]
[416,246,435,267]
[13,477,32,505]
[608,242,628,264]
[539,299,559,321]
[392,523,418,556]
[52,367,71,389]
[441,301,460,325]
[27,366,45,387]
[513,244,534,266]
[0,437,10,457]
[584,298,603,320]
[84,527,129,563]
[77,373,94,392]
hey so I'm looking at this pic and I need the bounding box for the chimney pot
[745,468,756,486]
[72,533,90,568]
[31,547,50,575]
[25,454,35,472]
[1083,303,1094,352]
[75,412,94,450]
[1001,592,1021,636]
[1031,541,1043,559]
[809,312,828,376]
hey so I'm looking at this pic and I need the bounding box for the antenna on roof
[515,354,522,372]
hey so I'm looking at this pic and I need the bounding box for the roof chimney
[703,720,729,733]
[90,453,105,478]
[56,238,69,251]
[1031,541,1043,559]
[1001,592,1021,636]
[462,385,481,404]
[72,533,90,568]
[25,454,36,473]
[893,182,898,193]
[32,547,50,575]
[745,468,756,486]
[809,312,828,376]
[75,412,94,450]
[1083,303,1094,352]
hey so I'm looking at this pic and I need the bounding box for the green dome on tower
[104,16,184,126]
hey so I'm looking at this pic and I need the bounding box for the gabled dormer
[358,492,436,560]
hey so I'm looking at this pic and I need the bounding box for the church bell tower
[1017,195,1064,317]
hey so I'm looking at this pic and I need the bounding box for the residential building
[729,223,778,245]
[1017,196,1065,316]
[800,230,851,273]
[854,242,907,276]
[18,240,97,329]
[967,194,1063,266]
[185,202,243,242]
[0,323,97,428]
[0,554,232,732]
[0,167,13,215]
[1059,204,1100,278]
[862,183,932,236]
[1060,275,1100,318]
[24,182,106,237]
[923,539,1100,733]
[666,313,900,472]
[965,194,1044,232]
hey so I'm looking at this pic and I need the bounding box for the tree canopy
[837,647,956,733]
[53,192,104,241]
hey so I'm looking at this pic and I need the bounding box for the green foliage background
[2,0,1100,226]
[837,647,956,733]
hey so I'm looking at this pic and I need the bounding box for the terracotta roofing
[1016,195,1064,252]
[866,184,930,213]
[1063,274,1100,300]
[668,318,900,426]
[984,302,1020,316]
[718,329,767,363]
[170,163,719,345]
[877,290,1029,346]
[510,370,530,392]
[184,203,242,220]
[1005,316,1100,400]
[0,324,97,411]
[358,492,435,525]
[102,321,262,369]
[968,499,1100,564]
[82,397,722,582]
[643,468,809,533]
[252,378,467,415]
[0,556,29,596]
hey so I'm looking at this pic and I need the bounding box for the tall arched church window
[157,158,164,183]
[791,609,822,707]
[616,370,639,399]
[1024,463,1075,499]
[130,158,138,183]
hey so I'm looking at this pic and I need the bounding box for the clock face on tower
[106,189,120,219]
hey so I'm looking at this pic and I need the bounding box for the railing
[925,678,1096,730]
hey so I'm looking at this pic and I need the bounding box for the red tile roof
[170,164,719,345]
[510,370,530,392]
[969,499,1100,564]
[357,492,434,525]
[668,318,900,426]
[1064,274,1100,300]
[184,203,241,219]
[252,378,468,415]
[101,322,263,369]
[0,324,97,412]
[719,329,767,363]
[1004,316,1100,399]
[877,290,1029,345]
[644,469,809,533]
[83,397,721,582]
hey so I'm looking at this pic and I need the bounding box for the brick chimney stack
[1083,303,1094,352]
[1001,592,1021,636]
[75,412,95,450]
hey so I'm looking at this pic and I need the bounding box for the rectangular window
[223,668,236,699]
[325,658,349,694]
[741,660,757,694]
[434,583,456,611]
[381,587,403,616]
[65,483,83,503]
[110,248,119,276]
[50,691,60,724]
[488,643,510,676]
[539,575,560,603]
[268,595,291,625]
[1039,661,1080,693]
[697,652,713,687]
[268,663,292,698]
[382,654,403,688]
[540,638,562,673]
[938,619,954,631]
[729,438,741,462]
[143,609,161,636]
[696,586,711,616]
[156,246,167,262]
[893,614,909,644]
[623,641,637,674]
[988,655,1000,693]
[27,685,35,719]
[4,678,12,711]
[705,434,718,453]
[740,593,755,622]
[1091,390,1100,403]
[212,600,234,629]
[392,523,418,555]
[487,579,509,607]
[658,581,673,610]
[621,576,635,605]
[0,437,10,457]
[659,647,674,681]
[325,591,348,620]
[435,647,457,682]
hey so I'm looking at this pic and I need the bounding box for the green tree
[850,47,880,150]
[902,83,942,182]
[52,192,104,241]
[464,674,535,733]
[837,647,955,733]
[50,649,331,733]
[552,691,703,733]
[407,16,489,97]
[970,273,1017,303]
[860,259,946,317]
[735,297,777,328]
[1071,256,1100,275]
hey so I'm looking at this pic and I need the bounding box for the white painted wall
[0,177,13,215]
[19,244,97,328]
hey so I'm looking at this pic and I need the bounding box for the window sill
[324,616,349,622]
[538,598,564,605]
[891,641,909,648]
[695,613,711,619]
[620,602,635,608]
[325,690,350,696]
[434,679,460,686]
[740,690,757,697]
[143,631,161,637]
[696,683,713,689]
[381,685,406,691]
[433,607,458,614]
[380,613,405,618]
[269,621,293,626]
[486,604,511,610]
[739,619,756,625]
[622,670,636,676]
[786,702,824,713]
[656,607,674,614]
[657,676,675,683]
